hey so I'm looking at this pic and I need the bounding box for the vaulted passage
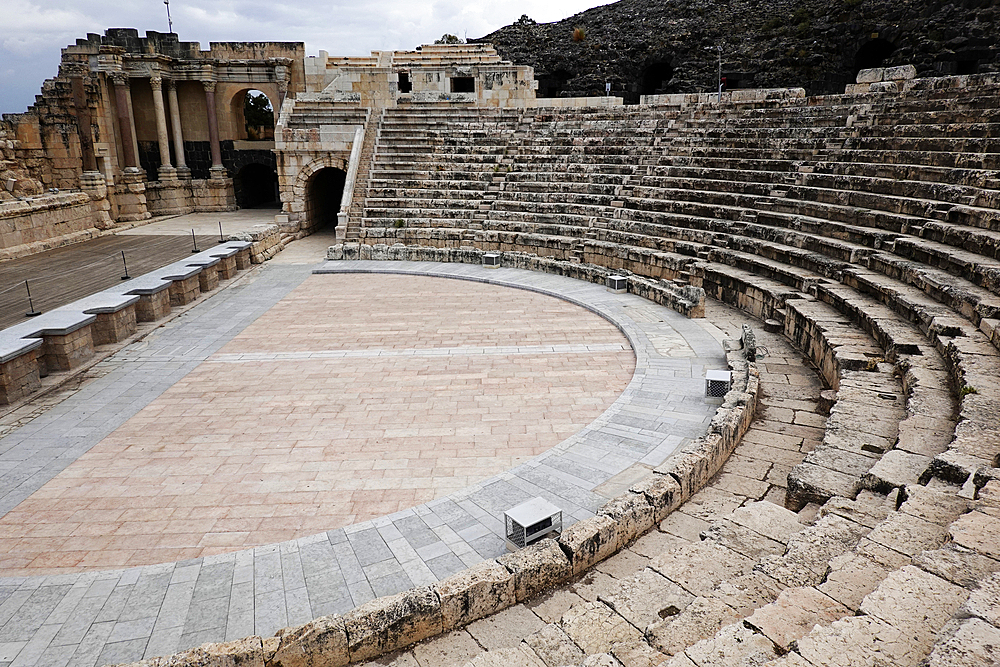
[640,61,674,96]
[853,38,897,76]
[305,167,346,230]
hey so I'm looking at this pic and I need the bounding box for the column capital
[110,72,129,87]
[164,78,177,91]
[150,76,163,91]
[201,80,217,93]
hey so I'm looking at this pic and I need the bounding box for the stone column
[110,73,138,170]
[275,64,289,110]
[202,80,225,177]
[70,74,98,173]
[150,76,176,180]
[166,79,189,176]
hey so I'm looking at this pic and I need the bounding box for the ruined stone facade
[1,30,305,258]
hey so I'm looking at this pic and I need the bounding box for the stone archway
[229,89,275,141]
[304,167,347,231]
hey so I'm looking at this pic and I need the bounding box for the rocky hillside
[474,0,998,102]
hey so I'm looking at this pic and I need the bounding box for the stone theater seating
[307,72,1000,665]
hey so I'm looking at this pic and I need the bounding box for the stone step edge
[109,262,761,667]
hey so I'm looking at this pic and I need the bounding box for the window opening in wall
[398,72,412,93]
[451,76,475,93]
[243,90,274,140]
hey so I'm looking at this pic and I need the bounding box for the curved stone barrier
[110,308,759,667]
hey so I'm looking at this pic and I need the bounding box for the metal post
[218,221,225,244]
[191,229,200,253]
[717,46,723,102]
[24,280,41,317]
[121,250,131,280]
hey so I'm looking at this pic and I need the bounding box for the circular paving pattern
[0,274,634,574]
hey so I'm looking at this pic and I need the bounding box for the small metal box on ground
[504,497,562,550]
[705,369,733,398]
[606,275,627,292]
[483,253,501,268]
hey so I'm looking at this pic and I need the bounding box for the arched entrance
[853,39,897,77]
[640,62,674,97]
[305,168,347,230]
[231,89,275,141]
[234,163,279,208]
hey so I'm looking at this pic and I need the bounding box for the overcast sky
[0,0,608,114]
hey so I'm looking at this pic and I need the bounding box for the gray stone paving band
[0,260,724,667]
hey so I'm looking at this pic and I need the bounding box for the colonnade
[108,73,226,179]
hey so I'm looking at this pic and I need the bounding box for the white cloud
[0,0,609,113]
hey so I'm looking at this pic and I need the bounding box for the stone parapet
[327,243,706,318]
[124,316,760,667]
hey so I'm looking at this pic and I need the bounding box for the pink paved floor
[0,274,634,574]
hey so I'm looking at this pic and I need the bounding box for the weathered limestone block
[682,622,778,667]
[948,510,1000,559]
[709,572,784,617]
[897,485,969,525]
[434,560,515,630]
[864,510,950,558]
[859,565,968,636]
[912,544,1000,589]
[559,601,641,655]
[124,637,265,667]
[744,586,850,651]
[609,640,670,667]
[795,615,925,667]
[700,520,786,561]
[654,433,726,500]
[598,492,654,549]
[883,65,917,81]
[869,80,899,93]
[578,653,620,667]
[785,461,858,511]
[755,514,868,588]
[817,552,892,612]
[597,567,693,632]
[269,615,348,667]
[844,83,871,95]
[629,473,683,523]
[463,646,544,667]
[496,538,572,603]
[725,502,803,544]
[649,542,752,596]
[342,586,442,662]
[923,617,1000,667]
[859,450,930,493]
[522,624,585,667]
[557,514,618,575]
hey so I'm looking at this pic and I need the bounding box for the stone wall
[0,192,108,260]
[327,243,706,318]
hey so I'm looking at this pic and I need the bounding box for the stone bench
[0,310,97,376]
